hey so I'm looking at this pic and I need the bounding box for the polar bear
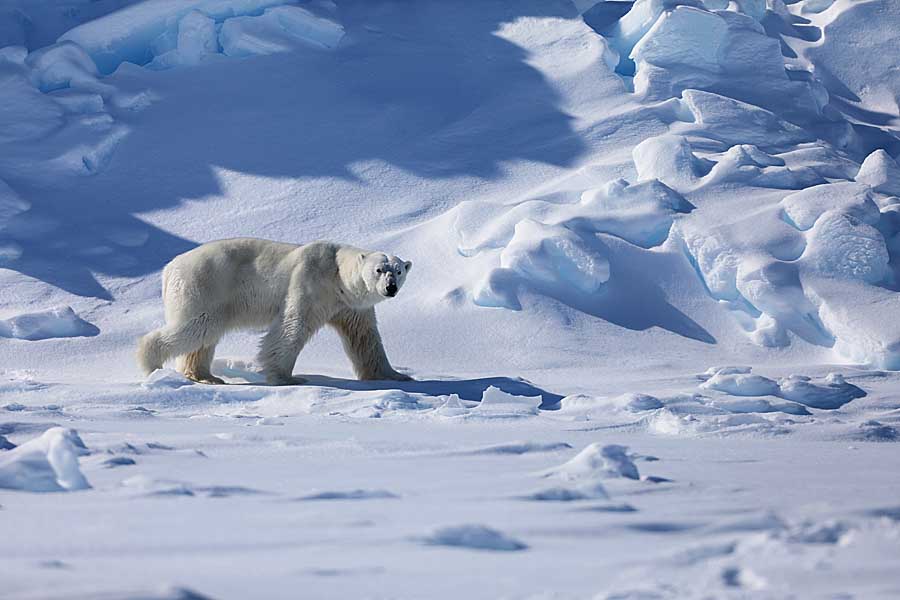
[137,238,413,385]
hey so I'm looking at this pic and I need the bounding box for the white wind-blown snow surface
[2,0,900,598]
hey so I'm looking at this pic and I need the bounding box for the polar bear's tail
[137,329,166,375]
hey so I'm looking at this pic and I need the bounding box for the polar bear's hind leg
[136,313,217,376]
[180,345,224,385]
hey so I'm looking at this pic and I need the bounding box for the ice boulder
[855,149,900,198]
[0,427,91,492]
[220,5,345,57]
[802,211,889,284]
[472,386,542,418]
[632,134,712,191]
[148,11,219,69]
[24,41,99,93]
[0,306,99,340]
[500,219,609,295]
[781,182,880,231]
[58,0,298,73]
[630,6,821,123]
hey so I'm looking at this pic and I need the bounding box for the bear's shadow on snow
[302,374,564,409]
[1,1,589,300]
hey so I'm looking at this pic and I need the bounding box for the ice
[472,386,542,418]
[497,219,610,296]
[632,134,712,191]
[220,5,345,58]
[0,427,90,492]
[700,367,780,396]
[802,211,889,284]
[24,41,99,93]
[58,0,315,73]
[148,11,219,69]
[855,149,900,198]
[422,525,528,551]
[700,367,865,409]
[781,182,880,231]
[679,89,813,149]
[0,306,98,340]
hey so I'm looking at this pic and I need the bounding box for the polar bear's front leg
[329,307,413,382]
[258,302,319,386]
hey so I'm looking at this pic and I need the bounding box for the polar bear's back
[161,238,303,327]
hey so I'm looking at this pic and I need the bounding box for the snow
[3,0,900,597]
[0,427,90,492]
[0,306,98,340]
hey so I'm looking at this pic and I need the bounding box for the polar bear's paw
[376,370,414,382]
[189,374,226,385]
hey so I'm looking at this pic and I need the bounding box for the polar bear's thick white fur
[137,238,413,385]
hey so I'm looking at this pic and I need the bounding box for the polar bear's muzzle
[385,279,398,297]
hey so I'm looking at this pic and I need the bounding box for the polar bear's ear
[359,253,366,263]
[404,260,412,272]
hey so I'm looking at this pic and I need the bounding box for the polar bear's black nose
[386,283,398,296]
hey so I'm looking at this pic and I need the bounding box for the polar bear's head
[361,252,412,299]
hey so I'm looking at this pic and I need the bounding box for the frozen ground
[2,0,900,598]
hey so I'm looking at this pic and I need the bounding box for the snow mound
[0,427,90,492]
[632,134,712,191]
[0,306,98,340]
[142,368,194,389]
[474,219,610,310]
[855,150,900,198]
[0,434,15,450]
[700,367,865,409]
[58,1,343,74]
[471,386,542,418]
[422,525,527,551]
[545,443,640,481]
[781,182,879,231]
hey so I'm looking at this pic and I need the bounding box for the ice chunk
[58,0,295,74]
[24,41,99,93]
[632,134,711,191]
[0,306,99,341]
[856,149,900,197]
[422,525,527,551]
[473,386,541,417]
[700,367,780,396]
[777,373,865,410]
[501,219,609,295]
[0,427,90,492]
[802,211,889,283]
[149,11,219,69]
[220,5,345,58]
[679,90,813,149]
[631,7,820,123]
[781,182,880,231]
